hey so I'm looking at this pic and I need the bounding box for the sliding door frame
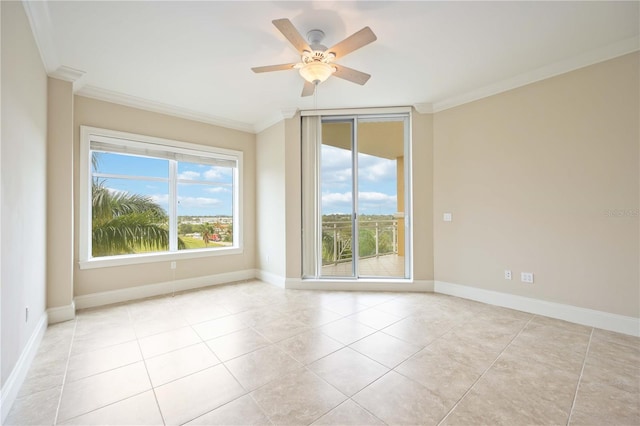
[302,107,413,281]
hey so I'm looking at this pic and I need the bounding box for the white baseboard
[285,278,434,292]
[434,281,640,337]
[47,301,76,324]
[74,269,256,310]
[255,269,286,288]
[1,312,48,423]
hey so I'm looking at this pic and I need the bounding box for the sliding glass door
[303,113,410,280]
[320,120,355,277]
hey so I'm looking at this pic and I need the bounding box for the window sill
[78,246,243,270]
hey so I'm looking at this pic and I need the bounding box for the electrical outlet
[504,269,512,280]
[521,272,534,283]
[443,212,452,222]
[170,261,176,270]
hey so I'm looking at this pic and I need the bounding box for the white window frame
[79,126,243,269]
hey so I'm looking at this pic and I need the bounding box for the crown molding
[21,0,639,133]
[254,108,300,133]
[22,0,59,74]
[49,65,85,83]
[412,103,433,114]
[281,108,299,120]
[76,85,255,134]
[49,65,87,92]
[432,36,640,113]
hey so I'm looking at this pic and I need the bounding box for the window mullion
[169,160,178,251]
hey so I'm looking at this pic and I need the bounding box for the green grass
[93,236,226,257]
[180,236,225,249]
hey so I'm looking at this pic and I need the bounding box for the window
[79,126,242,269]
[301,111,412,280]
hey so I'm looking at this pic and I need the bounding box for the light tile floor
[6,280,639,425]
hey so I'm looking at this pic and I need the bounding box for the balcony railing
[322,220,398,265]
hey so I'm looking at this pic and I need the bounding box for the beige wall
[433,53,639,317]
[284,114,302,278]
[255,114,302,280]
[1,0,48,384]
[47,78,74,310]
[256,121,286,277]
[412,111,435,281]
[73,96,256,296]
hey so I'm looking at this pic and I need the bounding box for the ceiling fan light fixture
[252,18,376,95]
[299,61,335,84]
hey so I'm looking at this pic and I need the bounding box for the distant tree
[179,223,195,235]
[358,228,376,257]
[223,223,233,243]
[322,232,335,264]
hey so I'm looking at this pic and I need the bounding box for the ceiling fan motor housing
[302,50,334,65]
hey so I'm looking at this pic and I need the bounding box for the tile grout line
[246,389,275,425]
[435,314,535,426]
[129,306,168,426]
[18,284,634,426]
[300,366,356,425]
[195,316,260,422]
[346,397,390,426]
[175,304,252,423]
[566,327,594,426]
[53,318,79,425]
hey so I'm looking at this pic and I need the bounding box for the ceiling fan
[252,19,377,97]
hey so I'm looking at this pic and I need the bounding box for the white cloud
[321,191,397,214]
[204,167,232,181]
[151,194,169,204]
[177,196,222,208]
[320,146,396,187]
[178,170,201,180]
[320,145,352,186]
[106,187,128,196]
[358,158,396,183]
[322,192,353,204]
[150,194,226,214]
[204,186,230,193]
[359,192,397,203]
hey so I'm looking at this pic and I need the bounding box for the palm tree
[92,181,185,256]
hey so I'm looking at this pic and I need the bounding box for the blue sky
[321,145,398,215]
[95,146,398,216]
[94,152,233,216]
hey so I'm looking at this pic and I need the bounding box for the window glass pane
[92,151,169,178]
[177,161,234,183]
[357,148,403,278]
[177,161,234,250]
[91,178,169,257]
[321,130,354,277]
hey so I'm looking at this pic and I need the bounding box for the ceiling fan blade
[301,81,316,97]
[333,64,371,85]
[251,63,298,73]
[326,27,377,59]
[272,18,311,53]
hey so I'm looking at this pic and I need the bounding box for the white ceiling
[25,1,639,133]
